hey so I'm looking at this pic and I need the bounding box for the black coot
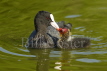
[26,11,59,48]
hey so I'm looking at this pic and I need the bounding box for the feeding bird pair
[26,11,90,49]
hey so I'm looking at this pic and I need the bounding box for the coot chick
[57,27,90,49]
[26,11,59,48]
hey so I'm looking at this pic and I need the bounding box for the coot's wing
[29,30,37,39]
[25,30,37,48]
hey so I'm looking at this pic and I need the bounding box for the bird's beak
[50,14,59,29]
[50,21,59,29]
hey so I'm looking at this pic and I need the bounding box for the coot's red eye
[46,17,50,19]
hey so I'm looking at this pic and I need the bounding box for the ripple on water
[74,26,85,30]
[74,26,86,31]
[76,58,101,63]
[0,47,35,57]
[65,15,82,18]
[72,50,107,55]
[90,36,102,41]
[17,48,29,52]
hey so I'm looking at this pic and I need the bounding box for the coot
[26,11,59,48]
[57,25,90,49]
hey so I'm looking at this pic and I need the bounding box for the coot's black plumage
[26,11,60,48]
[26,21,70,48]
[26,11,90,49]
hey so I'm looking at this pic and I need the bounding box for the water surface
[0,0,107,71]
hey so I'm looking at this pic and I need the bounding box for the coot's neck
[34,18,48,34]
[35,25,47,34]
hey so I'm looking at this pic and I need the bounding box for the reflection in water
[28,49,72,71]
[28,49,51,71]
[54,50,72,71]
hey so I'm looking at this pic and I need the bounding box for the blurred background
[0,0,107,71]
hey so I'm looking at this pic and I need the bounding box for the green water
[0,0,107,71]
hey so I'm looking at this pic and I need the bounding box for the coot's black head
[34,11,59,32]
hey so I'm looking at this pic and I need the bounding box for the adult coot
[26,11,59,48]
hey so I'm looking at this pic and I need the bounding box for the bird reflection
[28,49,51,71]
[28,49,72,71]
[54,49,72,71]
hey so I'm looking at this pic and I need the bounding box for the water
[65,15,82,18]
[1,0,107,71]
